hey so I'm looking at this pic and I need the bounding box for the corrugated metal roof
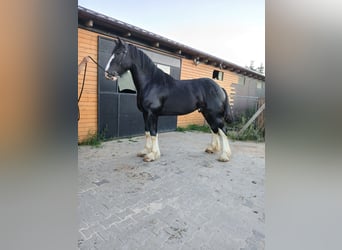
[78,6,265,80]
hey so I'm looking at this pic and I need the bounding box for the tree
[256,63,264,74]
[246,60,256,71]
[246,61,265,74]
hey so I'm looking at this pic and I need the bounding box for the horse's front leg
[137,112,153,157]
[143,112,160,162]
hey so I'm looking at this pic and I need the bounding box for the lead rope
[78,56,106,121]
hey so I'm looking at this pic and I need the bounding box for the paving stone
[115,208,135,220]
[101,214,121,229]
[78,132,265,250]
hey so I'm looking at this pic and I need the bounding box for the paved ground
[78,131,265,250]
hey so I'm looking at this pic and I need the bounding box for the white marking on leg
[137,131,152,157]
[144,134,161,162]
[153,135,161,158]
[218,128,231,162]
[205,131,221,153]
[105,54,115,71]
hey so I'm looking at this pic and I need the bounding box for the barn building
[78,6,265,142]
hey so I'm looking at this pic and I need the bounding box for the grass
[78,131,105,147]
[227,115,265,142]
[128,138,139,143]
[177,115,264,142]
[227,126,264,142]
[176,124,211,133]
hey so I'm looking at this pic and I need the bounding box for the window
[118,70,136,94]
[257,81,263,89]
[213,70,224,81]
[156,64,171,75]
[237,76,245,85]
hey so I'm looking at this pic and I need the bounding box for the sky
[78,0,265,70]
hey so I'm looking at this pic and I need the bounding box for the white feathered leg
[205,131,221,154]
[218,128,231,162]
[143,134,161,162]
[137,131,152,157]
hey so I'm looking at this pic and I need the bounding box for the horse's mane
[128,45,174,82]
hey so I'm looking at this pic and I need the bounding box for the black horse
[105,38,233,162]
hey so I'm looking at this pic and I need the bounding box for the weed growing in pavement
[78,131,105,147]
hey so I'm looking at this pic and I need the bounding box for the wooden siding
[78,28,98,142]
[177,59,238,127]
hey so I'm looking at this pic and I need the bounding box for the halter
[116,49,128,66]
[104,49,128,79]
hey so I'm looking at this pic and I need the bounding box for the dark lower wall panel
[99,93,118,139]
[118,94,176,137]
[118,94,144,137]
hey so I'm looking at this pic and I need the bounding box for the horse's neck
[128,47,165,91]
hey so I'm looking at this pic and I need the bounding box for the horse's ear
[117,37,128,51]
[117,37,125,46]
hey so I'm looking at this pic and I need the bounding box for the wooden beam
[193,57,200,65]
[85,19,93,27]
[239,103,265,134]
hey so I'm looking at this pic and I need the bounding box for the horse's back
[185,78,225,101]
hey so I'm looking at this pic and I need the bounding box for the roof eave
[78,6,265,80]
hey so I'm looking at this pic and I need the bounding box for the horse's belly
[161,99,197,115]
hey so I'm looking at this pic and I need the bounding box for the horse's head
[105,38,129,81]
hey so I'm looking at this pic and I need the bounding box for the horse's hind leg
[203,112,222,155]
[203,112,231,162]
[218,128,231,162]
[205,131,221,154]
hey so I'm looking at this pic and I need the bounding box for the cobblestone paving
[78,132,265,249]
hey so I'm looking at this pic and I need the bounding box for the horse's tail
[221,88,234,124]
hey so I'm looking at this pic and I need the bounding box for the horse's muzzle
[105,71,118,81]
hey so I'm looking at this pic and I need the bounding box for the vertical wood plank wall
[178,59,238,127]
[78,27,239,141]
[78,28,98,142]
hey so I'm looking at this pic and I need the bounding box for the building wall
[231,76,265,117]
[78,28,98,142]
[177,59,238,127]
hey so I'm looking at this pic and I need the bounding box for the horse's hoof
[137,152,146,157]
[205,148,215,154]
[143,152,156,162]
[143,151,160,162]
[138,148,152,157]
[143,157,154,162]
[218,154,230,162]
